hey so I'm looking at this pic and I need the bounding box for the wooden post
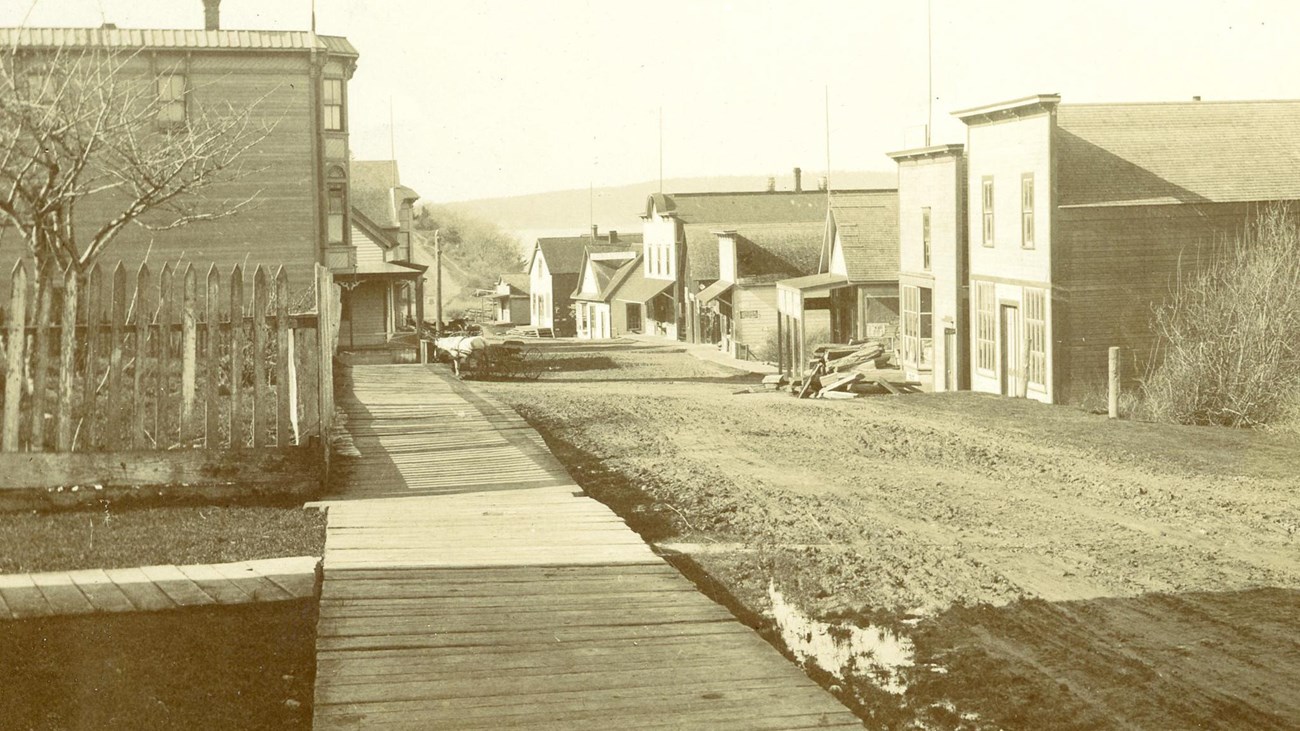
[1019,314,1031,399]
[253,266,269,448]
[132,264,151,449]
[205,265,221,447]
[155,264,174,449]
[108,263,128,451]
[315,264,334,480]
[56,268,78,451]
[82,264,102,450]
[181,265,198,444]
[1108,346,1120,419]
[415,273,426,364]
[434,229,443,336]
[30,266,53,451]
[3,262,28,452]
[275,267,291,447]
[229,265,244,448]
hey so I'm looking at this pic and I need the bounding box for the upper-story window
[921,207,932,270]
[157,75,186,124]
[323,78,345,131]
[327,186,346,245]
[981,177,994,247]
[1021,173,1035,249]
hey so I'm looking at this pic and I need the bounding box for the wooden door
[1000,305,1020,396]
[944,328,957,391]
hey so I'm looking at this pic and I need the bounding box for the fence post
[275,267,292,447]
[82,264,102,450]
[205,265,221,447]
[155,264,175,449]
[56,267,78,451]
[30,266,54,451]
[1108,346,1120,419]
[181,264,198,442]
[108,263,128,451]
[315,264,334,478]
[229,265,244,448]
[253,266,269,448]
[132,263,152,450]
[3,262,28,452]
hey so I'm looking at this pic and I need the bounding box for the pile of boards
[748,340,923,399]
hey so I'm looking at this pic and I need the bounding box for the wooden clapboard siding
[311,365,861,729]
[731,284,779,355]
[65,51,323,282]
[1052,202,1254,404]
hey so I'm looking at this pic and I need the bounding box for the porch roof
[776,272,849,295]
[613,270,672,303]
[335,260,425,279]
[696,279,734,304]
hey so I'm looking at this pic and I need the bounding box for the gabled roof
[1056,100,1300,207]
[0,27,357,56]
[648,190,878,282]
[829,190,899,281]
[497,272,530,295]
[573,254,639,303]
[350,161,418,229]
[350,207,399,251]
[729,222,827,281]
[612,262,672,304]
[533,233,644,276]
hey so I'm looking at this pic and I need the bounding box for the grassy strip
[0,599,318,731]
[0,505,326,574]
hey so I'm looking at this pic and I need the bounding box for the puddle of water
[767,581,915,695]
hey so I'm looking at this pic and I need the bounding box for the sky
[4,0,1299,203]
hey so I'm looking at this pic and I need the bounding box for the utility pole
[434,229,443,337]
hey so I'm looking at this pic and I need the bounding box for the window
[1021,173,1035,249]
[157,75,186,123]
[323,78,345,131]
[902,285,934,369]
[981,177,994,247]
[327,186,346,244]
[1025,287,1047,387]
[921,207,932,270]
[976,281,996,372]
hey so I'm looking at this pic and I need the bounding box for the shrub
[1142,205,1300,428]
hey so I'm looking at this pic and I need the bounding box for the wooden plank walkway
[313,365,861,729]
[0,556,317,619]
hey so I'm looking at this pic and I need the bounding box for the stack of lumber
[813,340,887,374]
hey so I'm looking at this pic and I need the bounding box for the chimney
[766,176,777,193]
[793,167,803,193]
[203,0,221,31]
[817,176,828,192]
[591,224,598,239]
[608,230,618,244]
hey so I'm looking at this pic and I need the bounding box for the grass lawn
[0,599,319,730]
[0,505,327,574]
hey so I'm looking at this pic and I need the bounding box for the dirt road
[477,340,1300,730]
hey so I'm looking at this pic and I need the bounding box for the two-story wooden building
[955,94,1300,404]
[489,273,530,326]
[887,144,968,391]
[334,160,425,350]
[641,180,838,344]
[529,228,636,337]
[0,16,359,282]
[573,245,641,340]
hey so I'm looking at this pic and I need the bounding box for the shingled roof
[0,27,357,56]
[350,161,419,230]
[1055,100,1300,207]
[533,233,644,276]
[829,190,899,281]
[729,222,828,283]
[649,191,844,282]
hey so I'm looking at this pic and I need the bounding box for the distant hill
[441,170,897,235]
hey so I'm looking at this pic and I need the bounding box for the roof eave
[953,94,1061,125]
[886,143,966,162]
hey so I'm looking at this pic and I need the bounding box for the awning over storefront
[696,279,734,305]
[613,274,672,304]
[775,272,849,297]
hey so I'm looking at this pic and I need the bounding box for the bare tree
[0,43,277,273]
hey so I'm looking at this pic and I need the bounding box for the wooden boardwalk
[313,365,861,730]
[0,556,317,619]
